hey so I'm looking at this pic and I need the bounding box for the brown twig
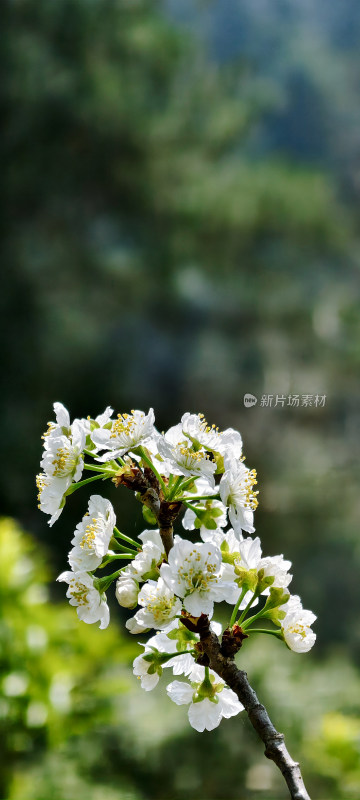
[197,618,311,800]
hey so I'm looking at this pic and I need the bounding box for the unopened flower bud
[116,575,139,609]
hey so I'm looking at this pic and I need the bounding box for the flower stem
[99,554,135,569]
[159,649,196,664]
[237,590,259,625]
[167,475,184,500]
[96,566,130,591]
[179,493,220,503]
[168,476,197,499]
[246,628,283,639]
[110,539,139,555]
[229,586,248,627]
[241,604,268,629]
[83,462,107,473]
[183,500,202,515]
[65,473,106,495]
[113,526,139,549]
[138,448,168,497]
[84,448,97,458]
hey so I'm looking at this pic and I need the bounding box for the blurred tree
[2,0,360,662]
[2,516,360,800]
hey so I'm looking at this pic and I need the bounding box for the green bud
[142,505,157,525]
[167,626,197,651]
[261,588,290,625]
[141,567,160,582]
[257,569,275,594]
[234,566,258,593]
[194,675,223,704]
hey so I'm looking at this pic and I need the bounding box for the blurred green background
[2,0,360,798]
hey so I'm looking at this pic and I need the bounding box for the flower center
[197,413,220,435]
[36,473,49,506]
[177,442,209,468]
[178,550,219,594]
[41,422,57,440]
[110,410,140,440]
[69,580,89,605]
[80,517,102,551]
[229,469,259,511]
[145,592,175,622]
[52,445,79,478]
[289,622,307,639]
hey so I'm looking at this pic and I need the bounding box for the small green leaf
[142,505,157,525]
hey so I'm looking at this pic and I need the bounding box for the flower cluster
[37,405,317,732]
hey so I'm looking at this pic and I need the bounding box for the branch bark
[197,621,311,800]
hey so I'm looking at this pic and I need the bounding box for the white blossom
[68,495,116,572]
[157,424,216,486]
[128,577,182,631]
[57,570,109,629]
[77,407,114,452]
[258,554,292,590]
[166,664,244,732]
[138,528,164,552]
[160,539,238,617]
[36,473,71,526]
[219,531,292,596]
[146,622,196,676]
[41,402,71,442]
[181,412,243,460]
[219,456,258,536]
[125,616,149,634]
[41,419,85,482]
[133,651,161,691]
[91,408,155,461]
[280,595,316,653]
[130,541,164,581]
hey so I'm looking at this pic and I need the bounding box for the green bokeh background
[2,1,360,798]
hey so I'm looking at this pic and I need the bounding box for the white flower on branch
[77,406,114,452]
[57,570,109,629]
[41,422,85,482]
[160,539,238,617]
[280,595,316,653]
[219,530,292,597]
[181,412,243,460]
[91,408,155,461]
[37,404,89,526]
[35,473,71,526]
[127,577,182,631]
[166,664,244,732]
[133,651,162,691]
[219,456,258,536]
[41,402,71,441]
[130,541,164,581]
[258,554,292,591]
[157,424,216,486]
[68,495,116,572]
[146,622,196,677]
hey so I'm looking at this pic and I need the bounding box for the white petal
[188,698,222,732]
[183,592,213,618]
[218,688,244,718]
[166,680,194,706]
